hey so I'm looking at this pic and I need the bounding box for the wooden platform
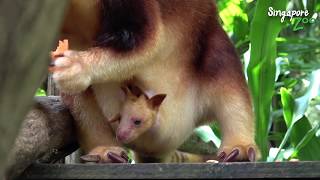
[22,161,320,179]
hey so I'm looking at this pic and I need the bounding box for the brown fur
[52,0,260,162]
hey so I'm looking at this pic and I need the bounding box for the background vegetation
[200,0,320,161]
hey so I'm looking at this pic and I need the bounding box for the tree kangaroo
[50,0,260,163]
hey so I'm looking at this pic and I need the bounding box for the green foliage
[217,0,248,33]
[273,70,320,161]
[197,0,320,162]
[247,0,288,160]
[35,88,46,96]
[194,126,221,148]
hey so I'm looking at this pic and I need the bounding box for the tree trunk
[0,0,69,178]
[5,97,77,180]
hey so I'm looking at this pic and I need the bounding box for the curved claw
[217,152,226,162]
[223,149,240,162]
[248,147,256,162]
[80,154,101,163]
[121,151,129,161]
[107,152,128,163]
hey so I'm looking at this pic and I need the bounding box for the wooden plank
[47,74,60,96]
[22,162,320,179]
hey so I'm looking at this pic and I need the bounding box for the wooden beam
[22,162,320,179]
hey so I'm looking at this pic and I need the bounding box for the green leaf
[268,131,285,141]
[35,88,46,96]
[274,70,320,161]
[194,125,221,148]
[280,87,295,126]
[294,70,320,121]
[277,38,320,54]
[233,16,249,43]
[291,122,320,159]
[218,0,248,33]
[267,147,285,162]
[271,87,294,161]
[247,0,288,160]
[316,129,320,137]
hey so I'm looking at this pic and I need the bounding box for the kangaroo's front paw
[50,50,91,94]
[217,144,260,162]
[80,146,129,163]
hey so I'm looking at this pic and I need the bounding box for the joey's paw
[80,146,129,163]
[217,144,260,162]
[50,50,91,94]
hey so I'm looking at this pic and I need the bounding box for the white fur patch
[54,57,72,67]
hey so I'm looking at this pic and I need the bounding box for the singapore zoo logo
[268,7,319,31]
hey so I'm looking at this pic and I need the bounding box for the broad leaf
[194,126,221,148]
[247,0,288,160]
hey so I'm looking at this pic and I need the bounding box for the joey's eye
[133,119,142,126]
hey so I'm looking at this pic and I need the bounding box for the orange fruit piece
[49,39,69,72]
[51,39,69,59]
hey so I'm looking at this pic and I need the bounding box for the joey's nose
[116,130,130,143]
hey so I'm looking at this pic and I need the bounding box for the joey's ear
[149,94,166,109]
[108,114,121,123]
[127,84,145,98]
[121,86,130,96]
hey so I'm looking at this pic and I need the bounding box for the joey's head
[110,85,166,144]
